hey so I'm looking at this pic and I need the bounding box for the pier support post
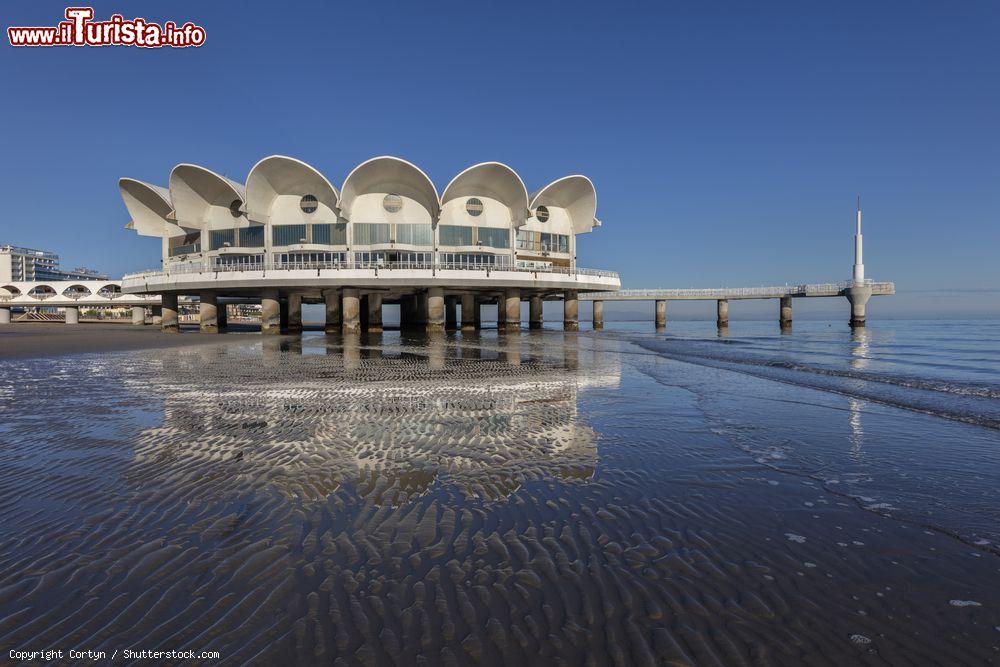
[655,299,666,330]
[427,287,445,332]
[716,299,729,328]
[846,285,872,328]
[279,300,289,333]
[780,296,792,330]
[287,294,303,333]
[324,289,341,333]
[161,294,178,333]
[151,305,162,326]
[529,295,543,329]
[592,300,604,330]
[218,304,228,330]
[199,292,218,333]
[0,307,10,325]
[131,306,145,325]
[474,297,482,330]
[341,287,361,334]
[496,296,506,329]
[342,288,361,334]
[261,288,280,335]
[445,296,458,331]
[564,291,579,331]
[368,293,383,333]
[461,294,476,331]
[64,306,79,325]
[417,292,429,327]
[504,288,521,331]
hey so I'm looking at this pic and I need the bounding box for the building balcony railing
[124,260,619,281]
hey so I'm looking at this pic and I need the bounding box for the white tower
[853,195,865,283]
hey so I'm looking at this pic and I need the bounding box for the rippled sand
[0,330,997,665]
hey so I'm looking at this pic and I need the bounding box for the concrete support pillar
[342,288,361,333]
[780,296,792,329]
[504,288,521,331]
[417,292,429,327]
[64,306,79,325]
[529,295,543,329]
[287,294,302,333]
[427,287,445,332]
[0,307,10,325]
[151,305,162,326]
[445,297,458,331]
[655,300,667,330]
[592,300,604,330]
[564,291,579,331]
[496,296,506,328]
[400,295,416,330]
[846,285,872,328]
[324,289,341,333]
[261,288,280,335]
[131,306,145,325]
[161,293,179,333]
[716,299,729,328]
[461,294,476,331]
[474,298,482,330]
[368,293,383,332]
[279,300,289,332]
[199,292,218,333]
[217,304,228,330]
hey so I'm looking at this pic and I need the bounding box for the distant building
[0,245,107,282]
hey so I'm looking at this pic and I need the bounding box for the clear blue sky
[1,0,997,317]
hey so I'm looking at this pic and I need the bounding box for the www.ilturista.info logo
[8,7,205,48]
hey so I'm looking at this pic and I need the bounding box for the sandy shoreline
[0,322,267,359]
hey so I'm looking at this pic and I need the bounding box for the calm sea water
[0,320,997,664]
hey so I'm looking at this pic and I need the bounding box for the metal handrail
[123,261,620,281]
[580,280,894,300]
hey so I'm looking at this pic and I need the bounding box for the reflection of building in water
[127,334,620,504]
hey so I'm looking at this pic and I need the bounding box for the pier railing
[579,280,895,300]
[123,261,620,281]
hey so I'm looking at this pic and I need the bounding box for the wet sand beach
[0,323,998,665]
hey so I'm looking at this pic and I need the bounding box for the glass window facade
[276,252,346,266]
[353,223,391,245]
[439,225,474,246]
[239,226,265,248]
[439,252,511,268]
[214,254,264,268]
[477,227,509,249]
[169,242,200,257]
[273,224,308,246]
[516,230,569,253]
[209,229,235,250]
[312,223,347,245]
[394,223,433,246]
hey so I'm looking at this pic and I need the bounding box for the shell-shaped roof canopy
[340,156,440,220]
[530,175,599,234]
[168,164,246,227]
[119,178,184,236]
[245,155,340,222]
[441,162,529,225]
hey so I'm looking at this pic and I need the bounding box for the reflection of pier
[127,333,620,504]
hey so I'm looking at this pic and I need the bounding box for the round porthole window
[382,194,403,213]
[535,205,549,222]
[300,194,318,214]
[466,197,484,217]
[229,199,243,217]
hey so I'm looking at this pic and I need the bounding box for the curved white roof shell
[119,178,183,237]
[530,175,599,235]
[245,155,340,223]
[168,164,247,230]
[441,162,530,226]
[340,156,440,220]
